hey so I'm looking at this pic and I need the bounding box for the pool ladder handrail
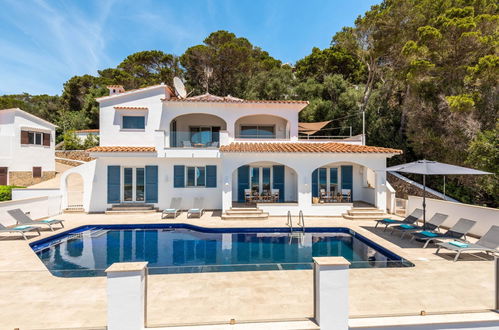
[297,210,305,232]
[287,210,293,233]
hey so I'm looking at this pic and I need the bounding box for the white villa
[0,108,56,186]
[61,84,402,216]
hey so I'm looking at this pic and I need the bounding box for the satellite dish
[173,77,187,99]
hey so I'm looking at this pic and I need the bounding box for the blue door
[145,166,158,203]
[107,166,120,204]
[341,165,353,193]
[311,169,318,198]
[237,165,250,202]
[272,165,285,202]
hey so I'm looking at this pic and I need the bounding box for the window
[186,166,206,187]
[315,167,339,194]
[240,125,275,138]
[33,167,42,178]
[21,131,49,146]
[123,116,145,129]
[174,165,217,188]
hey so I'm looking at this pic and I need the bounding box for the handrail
[298,210,305,232]
[286,210,293,233]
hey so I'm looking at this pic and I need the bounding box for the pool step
[222,207,268,220]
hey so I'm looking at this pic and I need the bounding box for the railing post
[313,257,350,330]
[106,262,148,330]
[495,257,499,310]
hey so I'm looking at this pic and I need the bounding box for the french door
[123,167,145,202]
[249,167,272,194]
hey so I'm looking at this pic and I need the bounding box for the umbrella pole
[423,174,426,229]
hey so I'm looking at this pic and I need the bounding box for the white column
[298,173,312,210]
[106,262,148,330]
[374,170,387,212]
[222,175,232,212]
[314,257,350,330]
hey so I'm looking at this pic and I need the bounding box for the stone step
[221,213,269,220]
[342,213,389,220]
[347,211,385,216]
[109,206,155,211]
[105,209,158,215]
[64,208,85,213]
[225,209,264,215]
[229,207,260,211]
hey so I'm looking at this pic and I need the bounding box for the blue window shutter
[237,165,249,202]
[330,168,338,184]
[206,165,217,188]
[311,169,318,198]
[173,165,185,188]
[145,166,158,203]
[272,165,285,202]
[341,165,353,192]
[107,166,121,204]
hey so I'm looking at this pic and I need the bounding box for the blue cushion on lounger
[449,241,468,248]
[420,231,438,237]
[400,224,415,229]
[165,209,176,212]
[41,219,57,223]
[383,219,397,223]
[14,225,32,230]
[190,209,200,212]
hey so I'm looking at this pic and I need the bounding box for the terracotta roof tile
[114,106,149,110]
[219,142,402,154]
[163,93,308,105]
[86,146,156,153]
[75,129,99,133]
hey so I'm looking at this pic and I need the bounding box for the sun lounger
[436,225,499,261]
[162,197,182,219]
[8,208,64,231]
[374,208,423,231]
[187,197,204,218]
[390,213,448,238]
[410,218,476,248]
[0,223,40,240]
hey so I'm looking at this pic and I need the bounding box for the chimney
[107,85,125,96]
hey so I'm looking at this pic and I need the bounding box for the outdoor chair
[436,225,499,262]
[390,212,448,239]
[271,189,279,203]
[341,189,351,202]
[8,208,64,231]
[244,189,252,204]
[0,223,40,240]
[187,197,204,218]
[374,208,423,231]
[410,218,476,248]
[162,197,182,219]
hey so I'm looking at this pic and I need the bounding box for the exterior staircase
[221,207,269,220]
[105,203,158,214]
[342,207,387,220]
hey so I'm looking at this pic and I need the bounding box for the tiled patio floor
[0,212,496,329]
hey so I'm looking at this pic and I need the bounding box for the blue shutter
[272,165,285,202]
[330,168,338,184]
[312,169,318,198]
[237,165,250,202]
[206,165,217,188]
[107,166,121,204]
[173,165,185,188]
[145,165,158,203]
[341,165,353,192]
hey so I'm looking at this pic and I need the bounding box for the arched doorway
[234,114,290,139]
[170,113,227,147]
[66,173,84,210]
[232,161,298,205]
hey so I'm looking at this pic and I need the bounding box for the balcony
[169,131,220,148]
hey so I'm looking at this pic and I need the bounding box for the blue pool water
[30,224,413,277]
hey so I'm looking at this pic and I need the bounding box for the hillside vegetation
[0,0,497,206]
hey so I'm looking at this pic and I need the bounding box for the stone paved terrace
[0,212,497,329]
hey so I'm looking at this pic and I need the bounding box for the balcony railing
[170,131,220,148]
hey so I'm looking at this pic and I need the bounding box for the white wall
[0,195,62,226]
[407,196,499,236]
[12,188,61,200]
[234,114,289,139]
[0,109,55,172]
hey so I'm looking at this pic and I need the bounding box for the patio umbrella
[386,160,491,228]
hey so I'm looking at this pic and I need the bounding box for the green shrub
[0,186,25,202]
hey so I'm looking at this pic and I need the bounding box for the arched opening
[170,113,227,147]
[66,173,84,209]
[232,161,298,206]
[311,162,376,206]
[234,114,289,139]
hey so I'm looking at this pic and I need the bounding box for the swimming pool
[30,224,413,277]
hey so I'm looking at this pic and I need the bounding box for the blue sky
[0,0,379,96]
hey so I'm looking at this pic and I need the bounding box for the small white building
[0,108,56,186]
[75,129,99,142]
[61,84,401,215]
